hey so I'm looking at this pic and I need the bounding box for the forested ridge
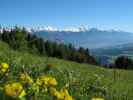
[0,26,97,65]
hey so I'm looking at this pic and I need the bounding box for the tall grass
[0,41,133,99]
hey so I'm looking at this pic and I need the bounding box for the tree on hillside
[115,56,133,69]
[36,38,46,55]
[1,28,11,45]
[27,34,38,53]
[2,27,28,50]
[45,40,54,57]
[13,27,28,50]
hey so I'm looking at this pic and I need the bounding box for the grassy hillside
[0,41,133,100]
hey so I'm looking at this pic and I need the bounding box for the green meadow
[0,40,133,100]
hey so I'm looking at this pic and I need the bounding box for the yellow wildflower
[4,82,26,98]
[39,76,50,85]
[50,87,64,99]
[0,63,9,74]
[60,88,69,97]
[36,78,42,86]
[50,87,57,96]
[92,97,104,100]
[56,91,64,99]
[18,90,26,99]
[1,63,9,69]
[60,88,74,100]
[42,76,50,85]
[32,83,40,93]
[36,76,57,87]
[36,76,49,87]
[19,73,33,84]
[64,95,74,100]
[36,76,51,93]
[44,86,48,93]
[1,68,7,73]
[49,77,57,86]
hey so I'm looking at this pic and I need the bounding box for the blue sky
[0,0,133,32]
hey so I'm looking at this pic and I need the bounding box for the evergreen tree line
[107,56,133,70]
[0,26,97,65]
[114,56,133,70]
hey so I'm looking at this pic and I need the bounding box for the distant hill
[34,28,133,49]
[92,42,133,56]
[34,29,133,65]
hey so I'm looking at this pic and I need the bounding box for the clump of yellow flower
[19,72,34,84]
[36,75,58,87]
[36,75,74,100]
[61,88,74,100]
[0,63,9,75]
[4,82,26,99]
[50,87,74,100]
[0,62,74,100]
[35,75,57,93]
[50,87,64,99]
[92,97,104,100]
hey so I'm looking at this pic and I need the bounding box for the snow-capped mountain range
[28,25,90,33]
[33,27,133,49]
